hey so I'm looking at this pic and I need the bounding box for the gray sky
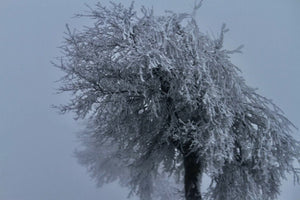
[0,0,299,199]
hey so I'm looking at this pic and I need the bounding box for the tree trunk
[184,152,203,200]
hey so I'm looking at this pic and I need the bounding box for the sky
[0,0,299,199]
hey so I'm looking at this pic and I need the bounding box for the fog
[0,0,299,199]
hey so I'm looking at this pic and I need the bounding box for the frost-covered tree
[54,2,300,200]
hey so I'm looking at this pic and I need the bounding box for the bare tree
[54,2,300,200]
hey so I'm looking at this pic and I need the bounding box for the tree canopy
[55,2,300,200]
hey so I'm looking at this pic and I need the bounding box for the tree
[54,2,300,200]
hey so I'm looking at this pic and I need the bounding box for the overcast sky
[0,0,299,199]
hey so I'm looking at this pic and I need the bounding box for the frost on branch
[55,2,300,200]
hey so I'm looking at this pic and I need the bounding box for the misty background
[0,0,299,199]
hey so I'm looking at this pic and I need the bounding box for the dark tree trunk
[184,152,203,200]
[153,67,203,199]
